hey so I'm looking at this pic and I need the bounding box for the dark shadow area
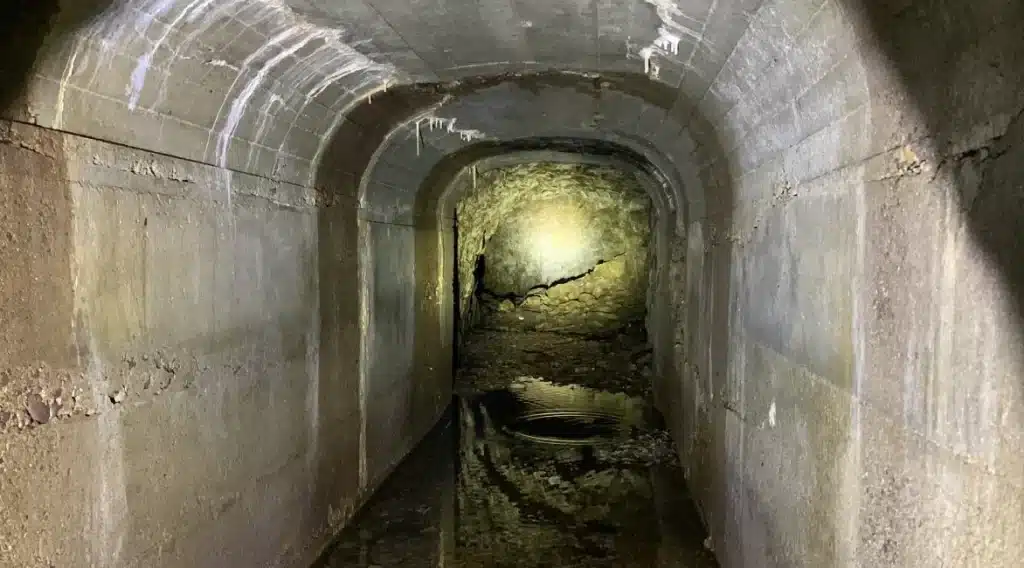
[0,0,60,114]
[0,0,114,115]
[453,214,463,376]
[849,0,1024,335]
[311,409,457,568]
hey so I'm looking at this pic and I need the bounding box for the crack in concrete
[930,105,1023,182]
[928,105,1023,216]
[0,123,60,159]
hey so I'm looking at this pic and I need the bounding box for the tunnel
[0,1,1022,567]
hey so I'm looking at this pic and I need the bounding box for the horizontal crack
[480,252,627,305]
[930,104,1024,185]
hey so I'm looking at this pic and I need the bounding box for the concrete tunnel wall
[0,1,1022,567]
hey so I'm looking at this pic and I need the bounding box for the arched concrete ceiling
[418,142,681,226]
[10,0,868,203]
[355,78,697,224]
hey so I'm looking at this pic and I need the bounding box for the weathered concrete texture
[0,119,368,568]
[456,163,650,335]
[317,195,364,520]
[358,217,454,493]
[0,123,73,371]
[362,221,420,486]
[667,2,1024,567]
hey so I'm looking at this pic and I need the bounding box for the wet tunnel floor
[315,330,717,567]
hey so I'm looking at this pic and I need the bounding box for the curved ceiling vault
[10,0,869,223]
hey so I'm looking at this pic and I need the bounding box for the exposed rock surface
[456,163,650,336]
[480,255,648,335]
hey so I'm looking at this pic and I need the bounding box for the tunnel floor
[456,327,654,398]
[316,329,716,567]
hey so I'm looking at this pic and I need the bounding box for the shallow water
[315,331,717,568]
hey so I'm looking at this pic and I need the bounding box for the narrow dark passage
[316,160,715,567]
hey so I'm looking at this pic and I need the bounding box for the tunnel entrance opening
[325,131,716,566]
[453,161,654,397]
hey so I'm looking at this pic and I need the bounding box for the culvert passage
[316,340,718,568]
[317,159,715,567]
[442,158,715,566]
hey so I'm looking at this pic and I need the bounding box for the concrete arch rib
[428,145,677,225]
[333,73,713,511]
[5,0,760,186]
[355,75,706,227]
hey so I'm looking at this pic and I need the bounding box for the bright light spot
[525,211,588,281]
[531,225,582,266]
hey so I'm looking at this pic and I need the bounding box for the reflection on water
[456,379,713,568]
[506,411,622,443]
[316,378,716,568]
[474,377,644,446]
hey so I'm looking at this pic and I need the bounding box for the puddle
[473,377,647,447]
[452,377,711,567]
[504,410,623,445]
[316,332,717,567]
